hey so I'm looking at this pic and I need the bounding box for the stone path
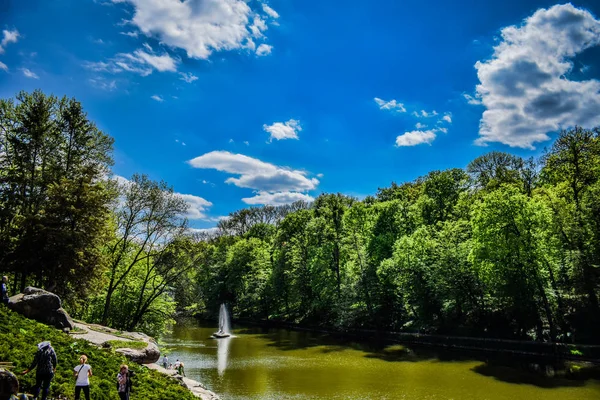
[70,322,220,400]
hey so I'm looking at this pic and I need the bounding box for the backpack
[37,346,55,375]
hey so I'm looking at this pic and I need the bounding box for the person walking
[73,355,92,400]
[22,341,57,400]
[1,276,9,305]
[116,364,132,400]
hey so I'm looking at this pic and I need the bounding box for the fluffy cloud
[112,0,278,60]
[256,43,273,56]
[21,68,39,79]
[179,72,198,83]
[262,3,279,19]
[178,193,213,220]
[474,4,600,148]
[263,119,301,141]
[150,95,164,102]
[0,29,19,54]
[395,130,437,147]
[0,61,7,72]
[374,97,406,112]
[187,151,319,192]
[413,109,438,118]
[242,191,314,206]
[442,113,452,123]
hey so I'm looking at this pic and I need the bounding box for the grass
[105,340,148,350]
[0,307,198,400]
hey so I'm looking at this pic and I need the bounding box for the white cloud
[21,68,39,79]
[250,16,268,38]
[374,97,406,112]
[0,61,7,72]
[113,175,213,220]
[121,31,139,37]
[127,49,178,72]
[187,151,319,192]
[442,113,452,123]
[474,4,600,148]
[151,95,164,102]
[256,43,273,56]
[243,141,249,146]
[88,77,117,91]
[242,191,314,206]
[263,119,301,141]
[0,29,19,54]
[178,193,213,219]
[85,48,178,76]
[262,3,279,19]
[438,127,448,134]
[112,0,277,60]
[463,93,482,105]
[395,130,437,147]
[415,122,427,129]
[179,72,198,83]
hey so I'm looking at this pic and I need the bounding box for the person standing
[73,355,92,400]
[22,341,57,400]
[116,365,132,400]
[1,276,9,305]
[161,354,168,370]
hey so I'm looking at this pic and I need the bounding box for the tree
[541,127,600,333]
[0,91,114,303]
[101,174,187,326]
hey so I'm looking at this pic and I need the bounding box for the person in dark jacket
[22,341,57,400]
[1,276,9,305]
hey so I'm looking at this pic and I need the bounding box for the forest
[1,90,599,343]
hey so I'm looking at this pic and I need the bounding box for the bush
[0,307,197,400]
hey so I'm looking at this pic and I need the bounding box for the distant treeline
[189,127,600,344]
[1,90,599,343]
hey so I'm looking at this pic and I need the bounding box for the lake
[162,321,600,400]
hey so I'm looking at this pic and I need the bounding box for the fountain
[212,303,232,338]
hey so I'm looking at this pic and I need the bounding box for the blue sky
[1,0,600,230]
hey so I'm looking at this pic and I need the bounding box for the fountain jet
[212,303,232,339]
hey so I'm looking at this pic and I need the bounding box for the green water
[163,322,600,400]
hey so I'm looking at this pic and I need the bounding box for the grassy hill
[0,307,197,400]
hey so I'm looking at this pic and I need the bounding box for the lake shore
[71,321,220,399]
[230,318,600,364]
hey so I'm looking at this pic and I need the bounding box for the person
[161,354,168,370]
[177,361,185,377]
[116,364,133,400]
[0,369,28,400]
[1,276,9,305]
[73,355,92,400]
[22,341,57,400]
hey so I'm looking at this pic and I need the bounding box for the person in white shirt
[73,355,92,400]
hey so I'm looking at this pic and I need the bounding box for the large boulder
[8,287,74,330]
[115,339,161,364]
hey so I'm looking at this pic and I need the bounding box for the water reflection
[216,337,232,376]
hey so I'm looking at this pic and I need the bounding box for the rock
[0,368,19,396]
[115,339,161,364]
[8,287,75,330]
